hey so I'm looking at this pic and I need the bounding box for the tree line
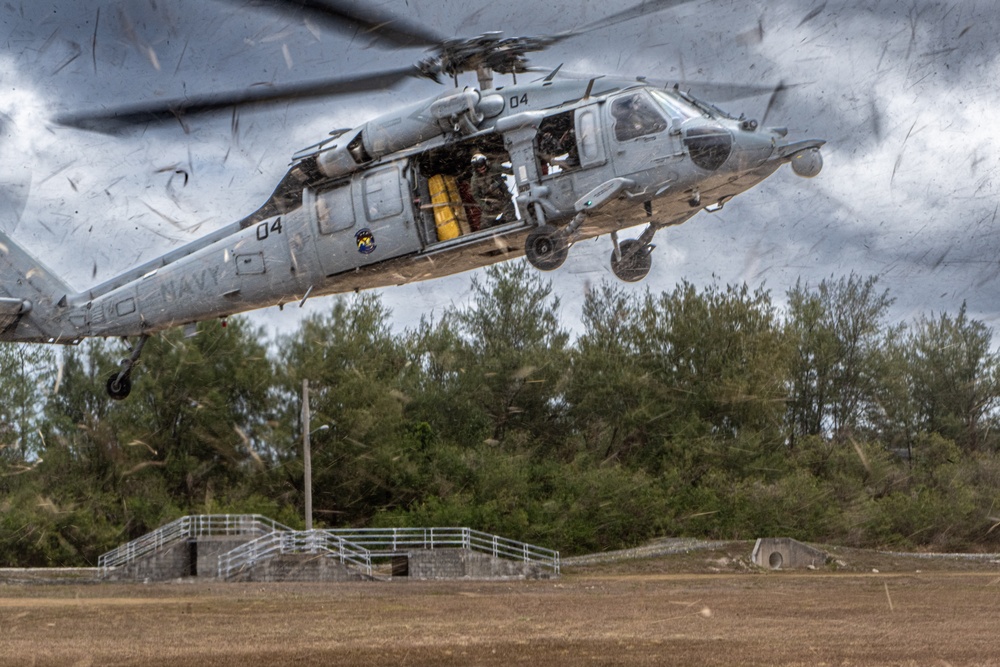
[2,262,999,566]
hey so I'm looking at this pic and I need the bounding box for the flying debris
[2,0,824,400]
[0,113,32,234]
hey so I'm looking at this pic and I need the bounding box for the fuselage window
[363,167,404,221]
[316,185,355,235]
[611,93,668,142]
[536,111,580,174]
[577,108,600,162]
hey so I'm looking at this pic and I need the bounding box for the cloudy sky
[1,0,998,338]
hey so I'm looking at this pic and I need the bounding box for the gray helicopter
[0,0,824,399]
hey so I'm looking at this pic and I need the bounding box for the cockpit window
[611,92,668,142]
[649,89,705,122]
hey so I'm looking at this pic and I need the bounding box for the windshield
[649,88,707,122]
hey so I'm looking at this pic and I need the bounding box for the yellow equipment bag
[429,174,470,241]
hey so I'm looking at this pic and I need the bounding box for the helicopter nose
[684,126,734,171]
[727,127,777,170]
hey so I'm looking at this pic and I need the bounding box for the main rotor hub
[417,33,554,83]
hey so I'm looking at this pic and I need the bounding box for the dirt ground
[2,545,1000,666]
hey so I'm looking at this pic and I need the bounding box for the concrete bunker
[752,538,827,570]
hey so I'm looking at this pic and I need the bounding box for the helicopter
[0,0,824,400]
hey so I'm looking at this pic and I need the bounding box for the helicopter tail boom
[0,228,80,344]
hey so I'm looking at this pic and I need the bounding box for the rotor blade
[54,66,416,134]
[220,0,448,47]
[526,67,795,104]
[558,0,701,40]
[677,80,800,104]
[760,80,789,126]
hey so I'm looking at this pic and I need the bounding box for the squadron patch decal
[355,228,377,255]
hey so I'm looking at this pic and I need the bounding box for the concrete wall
[229,553,371,583]
[101,529,558,583]
[194,537,255,578]
[109,535,257,581]
[405,549,553,580]
[752,538,827,570]
[110,541,192,582]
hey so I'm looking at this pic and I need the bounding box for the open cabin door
[521,104,612,214]
[415,131,529,251]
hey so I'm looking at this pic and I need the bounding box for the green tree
[451,262,570,449]
[637,280,790,441]
[2,339,152,565]
[276,294,419,526]
[567,282,657,463]
[399,312,491,446]
[0,343,54,459]
[907,303,1000,452]
[785,274,893,444]
[867,325,920,456]
[126,319,275,509]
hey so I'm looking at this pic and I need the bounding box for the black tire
[610,239,652,282]
[524,225,569,271]
[106,372,132,401]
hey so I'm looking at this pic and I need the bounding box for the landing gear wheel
[611,239,652,283]
[106,372,132,401]
[525,225,569,271]
[103,334,150,401]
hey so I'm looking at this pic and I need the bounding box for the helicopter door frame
[574,104,607,169]
[606,89,683,181]
[414,132,529,254]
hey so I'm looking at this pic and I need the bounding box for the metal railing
[328,527,560,575]
[99,516,559,578]
[217,530,373,580]
[98,514,291,575]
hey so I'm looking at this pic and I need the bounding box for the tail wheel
[103,335,149,401]
[610,239,652,282]
[106,372,132,401]
[525,225,569,271]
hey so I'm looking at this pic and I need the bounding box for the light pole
[302,378,329,531]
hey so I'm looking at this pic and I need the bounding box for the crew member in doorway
[470,153,515,226]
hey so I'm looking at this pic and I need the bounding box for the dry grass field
[2,544,1000,666]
